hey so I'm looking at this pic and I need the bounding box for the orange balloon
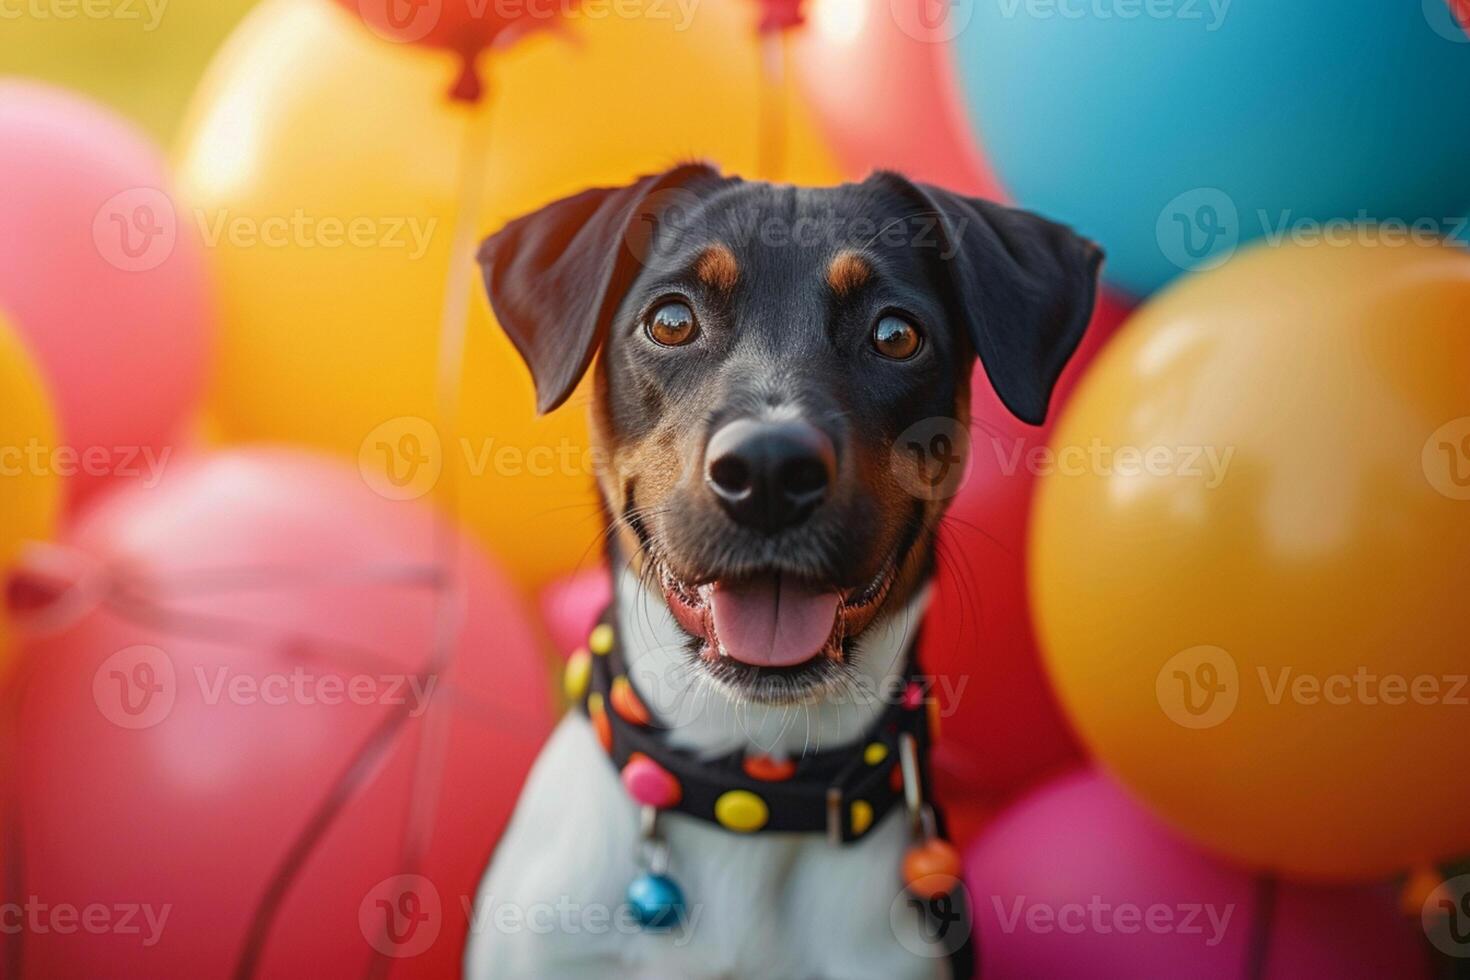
[1031,239,1470,881]
[175,0,842,592]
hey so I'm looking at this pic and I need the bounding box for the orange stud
[610,676,652,727]
[743,755,798,782]
[903,839,962,900]
[588,691,612,752]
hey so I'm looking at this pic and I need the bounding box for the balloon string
[230,86,498,979]
[757,32,789,181]
[364,83,497,980]
[0,654,39,977]
[1243,873,1277,980]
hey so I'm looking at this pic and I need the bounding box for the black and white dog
[466,165,1100,978]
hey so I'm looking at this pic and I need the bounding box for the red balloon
[923,290,1134,805]
[791,0,1004,195]
[328,0,564,98]
[1451,0,1470,35]
[4,449,553,977]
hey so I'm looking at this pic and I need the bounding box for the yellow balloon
[175,0,843,591]
[1031,240,1470,881]
[0,0,258,140]
[0,311,61,655]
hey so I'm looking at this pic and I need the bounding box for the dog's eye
[872,315,922,360]
[645,300,698,347]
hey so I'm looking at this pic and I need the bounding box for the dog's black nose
[705,419,836,533]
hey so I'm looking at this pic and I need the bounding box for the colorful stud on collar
[863,742,889,766]
[742,754,797,782]
[563,648,592,702]
[714,790,769,832]
[587,691,612,752]
[622,753,682,808]
[851,800,874,836]
[588,624,615,656]
[610,676,652,726]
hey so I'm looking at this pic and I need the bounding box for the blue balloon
[952,0,1470,294]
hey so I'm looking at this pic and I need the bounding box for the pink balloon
[4,449,553,977]
[791,0,1003,196]
[965,770,1430,979]
[922,290,1133,805]
[0,81,211,506]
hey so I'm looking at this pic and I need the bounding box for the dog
[465,164,1101,979]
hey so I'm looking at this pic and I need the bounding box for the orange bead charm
[902,839,962,899]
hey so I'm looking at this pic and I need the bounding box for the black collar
[570,612,938,843]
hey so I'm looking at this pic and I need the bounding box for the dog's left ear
[478,163,732,414]
[877,174,1103,426]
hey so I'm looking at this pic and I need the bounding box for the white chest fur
[464,572,948,979]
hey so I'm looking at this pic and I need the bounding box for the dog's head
[479,165,1100,704]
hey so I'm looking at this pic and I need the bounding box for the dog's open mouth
[658,561,896,679]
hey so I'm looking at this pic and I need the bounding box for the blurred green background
[0,0,258,141]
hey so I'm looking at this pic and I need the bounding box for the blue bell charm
[626,872,686,930]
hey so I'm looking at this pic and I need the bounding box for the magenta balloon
[0,81,211,506]
[6,449,554,978]
[965,770,1430,979]
[539,566,612,660]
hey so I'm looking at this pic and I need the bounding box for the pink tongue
[709,577,841,667]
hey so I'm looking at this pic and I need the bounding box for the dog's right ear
[477,163,728,414]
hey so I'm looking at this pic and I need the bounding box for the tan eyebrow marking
[826,250,872,296]
[694,243,739,293]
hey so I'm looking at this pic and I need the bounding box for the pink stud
[622,753,682,808]
[902,682,923,711]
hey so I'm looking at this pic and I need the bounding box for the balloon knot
[449,55,485,104]
[754,0,805,34]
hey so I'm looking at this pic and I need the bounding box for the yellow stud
[714,790,769,833]
[588,624,615,656]
[563,649,592,702]
[850,800,874,835]
[863,742,888,766]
